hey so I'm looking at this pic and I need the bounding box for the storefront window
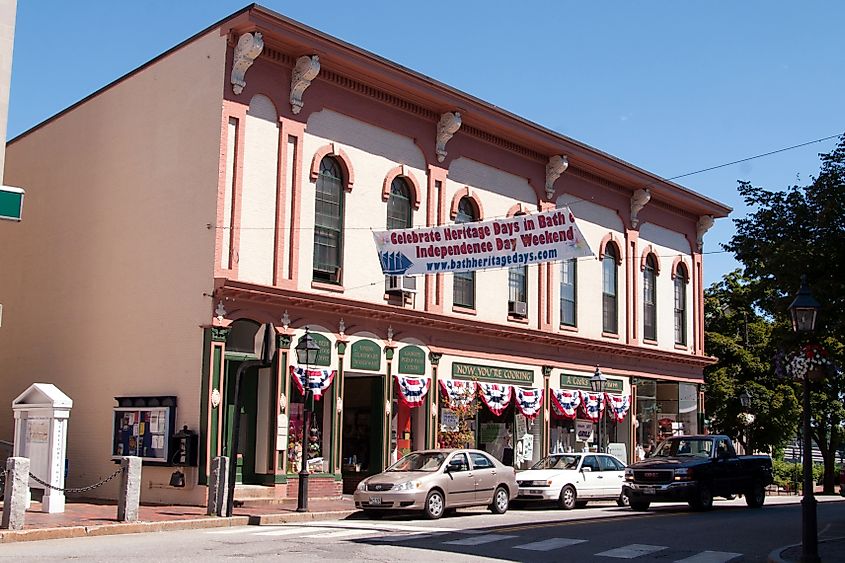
[634,380,700,462]
[287,386,330,474]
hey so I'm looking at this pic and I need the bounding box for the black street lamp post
[788,275,822,563]
[739,390,752,454]
[295,328,320,513]
[590,366,608,453]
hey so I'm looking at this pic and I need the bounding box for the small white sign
[576,420,594,442]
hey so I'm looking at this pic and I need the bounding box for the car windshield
[386,452,446,472]
[531,455,580,470]
[652,438,713,458]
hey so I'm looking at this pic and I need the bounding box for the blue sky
[7,1,843,287]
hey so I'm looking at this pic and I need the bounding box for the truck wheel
[745,480,766,508]
[559,485,577,510]
[689,484,714,511]
[616,491,630,507]
[630,500,650,511]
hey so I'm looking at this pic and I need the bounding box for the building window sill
[674,343,689,350]
[643,338,658,346]
[508,315,529,324]
[560,324,578,332]
[452,305,477,315]
[602,331,620,339]
[311,281,345,293]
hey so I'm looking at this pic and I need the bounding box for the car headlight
[357,480,368,492]
[519,480,553,487]
[674,468,694,481]
[393,480,422,492]
[624,468,634,481]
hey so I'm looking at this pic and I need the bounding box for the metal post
[801,378,819,563]
[297,390,312,512]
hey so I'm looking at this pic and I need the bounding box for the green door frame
[224,355,260,484]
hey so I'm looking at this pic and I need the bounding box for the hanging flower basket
[789,344,836,381]
[737,412,756,426]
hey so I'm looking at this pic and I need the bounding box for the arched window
[643,254,657,341]
[560,258,577,327]
[453,197,478,308]
[386,177,412,230]
[602,243,619,334]
[313,157,345,284]
[675,263,688,345]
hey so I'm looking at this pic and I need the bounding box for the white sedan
[516,452,628,509]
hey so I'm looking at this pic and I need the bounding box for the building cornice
[214,278,716,376]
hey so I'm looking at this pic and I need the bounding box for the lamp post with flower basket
[788,275,823,563]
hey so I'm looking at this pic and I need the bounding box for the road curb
[249,510,357,525]
[0,516,250,544]
[767,536,845,563]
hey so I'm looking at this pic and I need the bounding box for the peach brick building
[0,5,729,504]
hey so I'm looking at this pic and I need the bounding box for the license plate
[368,496,382,505]
[529,489,543,495]
[642,486,656,494]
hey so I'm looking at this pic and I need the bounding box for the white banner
[373,206,593,275]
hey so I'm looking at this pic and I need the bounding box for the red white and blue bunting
[478,382,513,416]
[439,379,477,407]
[580,392,605,422]
[289,366,336,400]
[551,389,581,419]
[605,393,631,422]
[394,375,431,409]
[514,387,544,419]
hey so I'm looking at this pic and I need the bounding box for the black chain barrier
[27,466,125,494]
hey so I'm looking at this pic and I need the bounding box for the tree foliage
[717,135,845,493]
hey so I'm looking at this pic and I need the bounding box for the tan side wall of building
[0,30,226,504]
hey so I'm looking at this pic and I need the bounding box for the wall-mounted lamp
[336,397,343,414]
[279,393,287,413]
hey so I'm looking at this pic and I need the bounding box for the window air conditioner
[385,275,417,294]
[508,300,528,317]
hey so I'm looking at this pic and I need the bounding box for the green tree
[725,135,845,493]
[704,271,800,455]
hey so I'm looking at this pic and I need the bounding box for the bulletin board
[111,396,177,464]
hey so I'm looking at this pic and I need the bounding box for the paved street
[1,497,843,562]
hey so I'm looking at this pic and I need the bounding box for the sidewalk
[0,496,357,543]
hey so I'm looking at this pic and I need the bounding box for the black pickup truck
[623,435,773,511]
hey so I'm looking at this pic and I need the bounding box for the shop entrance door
[224,361,259,484]
[341,374,384,494]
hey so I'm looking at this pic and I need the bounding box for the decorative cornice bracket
[696,215,715,251]
[545,155,568,201]
[290,54,320,115]
[630,188,651,229]
[231,32,264,95]
[436,111,461,162]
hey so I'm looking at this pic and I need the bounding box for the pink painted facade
[0,5,729,503]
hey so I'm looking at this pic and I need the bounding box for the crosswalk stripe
[204,527,252,534]
[253,527,333,537]
[444,534,518,546]
[302,529,376,539]
[674,551,743,563]
[596,544,668,558]
[312,521,457,533]
[514,538,588,551]
[370,532,447,543]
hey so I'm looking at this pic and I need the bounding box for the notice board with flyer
[111,396,176,464]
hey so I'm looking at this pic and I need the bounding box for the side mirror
[581,466,592,473]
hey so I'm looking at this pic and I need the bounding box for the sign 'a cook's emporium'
[373,207,593,275]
